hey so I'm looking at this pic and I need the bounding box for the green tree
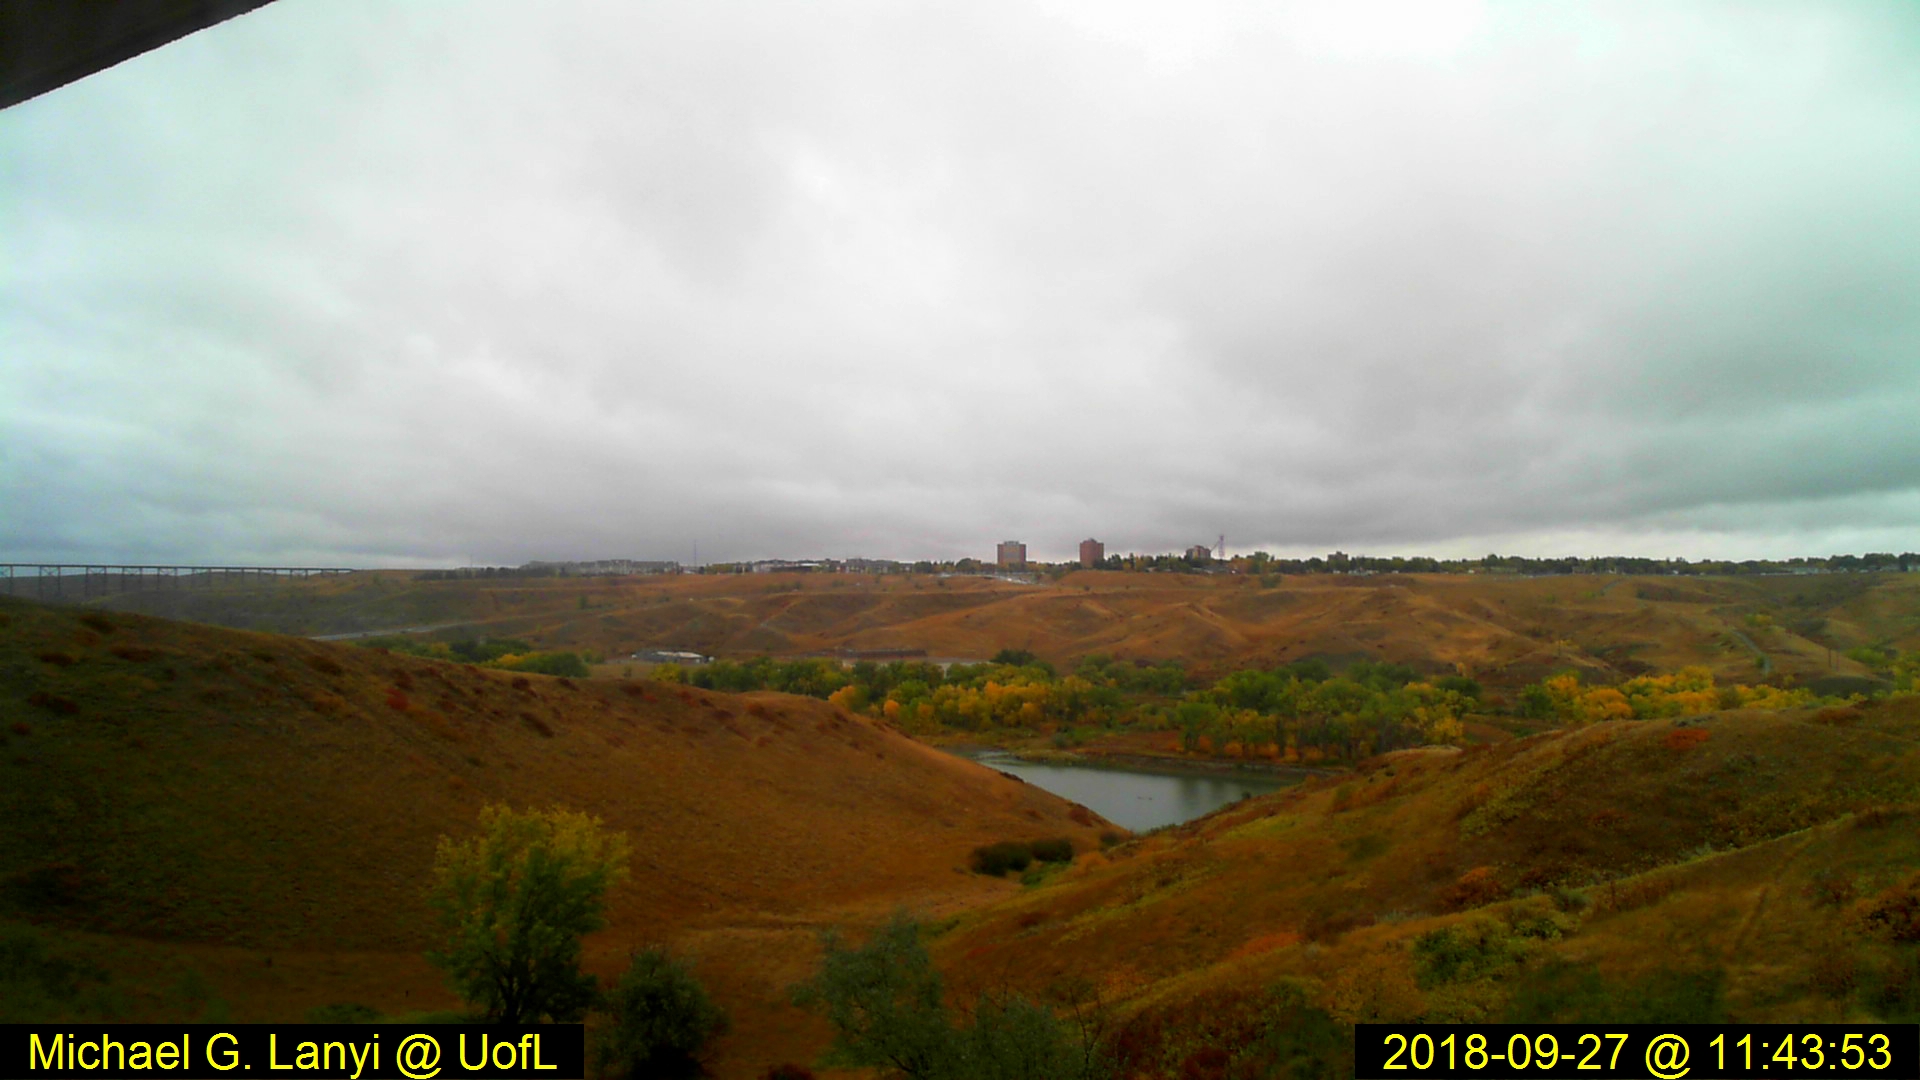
[960,992,1108,1080]
[427,805,630,1023]
[792,914,955,1078]
[596,948,729,1079]
[792,913,1108,1080]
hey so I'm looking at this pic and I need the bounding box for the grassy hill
[81,569,1920,691]
[926,697,1920,1074]
[0,595,1110,1074]
[9,588,1920,1076]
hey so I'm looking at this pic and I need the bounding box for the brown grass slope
[935,698,1920,1035]
[0,595,1110,955]
[88,570,1920,689]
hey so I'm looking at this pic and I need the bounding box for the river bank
[928,735,1343,780]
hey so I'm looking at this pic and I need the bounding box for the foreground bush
[791,912,1109,1079]
[969,838,1075,876]
[970,842,1034,877]
[596,948,729,1079]
[1029,837,1076,864]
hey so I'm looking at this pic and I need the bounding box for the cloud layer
[5,1,1918,565]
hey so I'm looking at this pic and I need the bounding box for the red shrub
[511,676,532,692]
[9,722,29,736]
[1440,866,1508,911]
[1663,728,1711,751]
[109,644,158,662]
[1227,930,1303,961]
[385,689,411,712]
[620,682,647,697]
[37,651,77,667]
[761,1067,816,1080]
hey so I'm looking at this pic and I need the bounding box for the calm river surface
[950,749,1310,832]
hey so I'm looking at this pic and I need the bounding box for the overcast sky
[4,1,1918,567]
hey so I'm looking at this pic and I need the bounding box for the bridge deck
[0,564,357,601]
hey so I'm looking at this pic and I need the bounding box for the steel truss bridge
[0,564,357,602]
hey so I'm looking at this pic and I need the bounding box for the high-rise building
[996,540,1027,569]
[1079,538,1104,568]
[1186,544,1212,562]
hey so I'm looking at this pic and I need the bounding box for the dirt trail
[1727,830,1818,962]
[1724,627,1772,675]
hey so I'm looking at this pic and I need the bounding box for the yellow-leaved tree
[427,805,631,1023]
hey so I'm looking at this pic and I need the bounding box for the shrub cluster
[970,843,1032,877]
[969,838,1075,876]
[1028,837,1076,863]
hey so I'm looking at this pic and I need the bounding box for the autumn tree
[427,805,631,1023]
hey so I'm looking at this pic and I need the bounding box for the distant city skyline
[490,545,1920,572]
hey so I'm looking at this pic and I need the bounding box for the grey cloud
[4,0,1919,567]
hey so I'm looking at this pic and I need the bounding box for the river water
[949,749,1309,832]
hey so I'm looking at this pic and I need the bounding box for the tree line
[358,635,596,678]
[646,649,1868,766]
